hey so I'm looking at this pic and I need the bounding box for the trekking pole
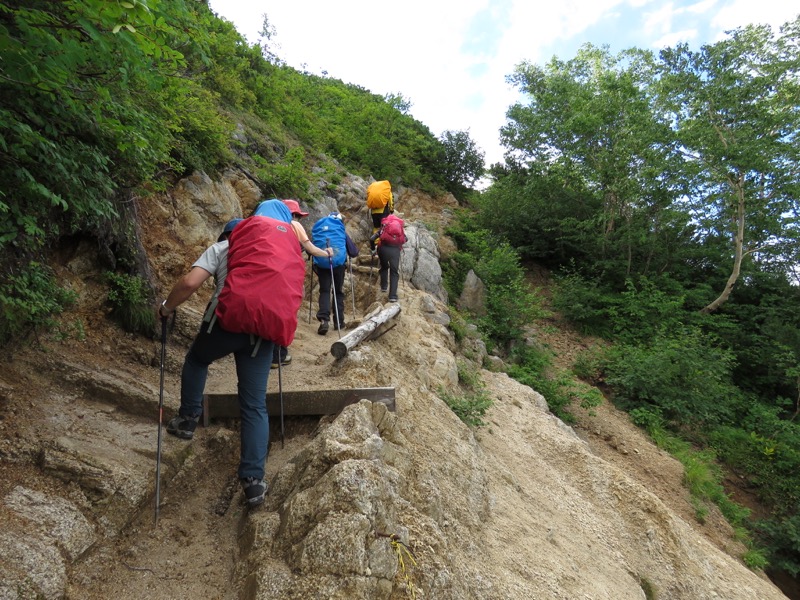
[154,314,167,527]
[348,256,356,322]
[278,347,285,449]
[326,239,341,339]
[307,254,312,324]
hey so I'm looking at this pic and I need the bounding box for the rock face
[0,167,789,600]
[457,269,487,315]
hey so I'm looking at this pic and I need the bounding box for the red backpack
[215,215,305,347]
[380,214,406,247]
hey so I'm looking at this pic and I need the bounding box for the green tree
[440,129,485,194]
[656,18,800,313]
[500,44,688,281]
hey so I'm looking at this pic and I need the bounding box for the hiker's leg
[377,247,390,292]
[386,246,401,299]
[315,266,332,322]
[180,325,238,418]
[234,338,273,481]
[333,265,346,325]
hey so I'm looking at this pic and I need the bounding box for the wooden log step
[330,303,402,359]
[201,387,395,426]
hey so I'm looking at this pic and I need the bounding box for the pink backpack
[380,214,406,247]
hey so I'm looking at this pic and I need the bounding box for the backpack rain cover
[366,180,392,210]
[215,214,305,347]
[311,215,347,269]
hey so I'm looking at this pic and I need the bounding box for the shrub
[0,262,77,343]
[506,345,575,422]
[254,147,313,200]
[602,330,742,429]
[440,388,493,428]
[105,272,155,336]
[439,359,493,427]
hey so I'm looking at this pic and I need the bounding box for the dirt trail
[64,272,388,599]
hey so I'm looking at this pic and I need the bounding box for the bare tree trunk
[701,174,746,314]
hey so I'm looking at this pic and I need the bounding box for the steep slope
[0,170,787,599]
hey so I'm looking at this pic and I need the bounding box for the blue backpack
[312,213,347,269]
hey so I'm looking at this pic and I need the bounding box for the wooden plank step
[201,387,395,426]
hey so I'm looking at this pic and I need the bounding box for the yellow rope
[377,532,418,599]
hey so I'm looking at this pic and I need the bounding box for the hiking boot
[166,414,199,440]
[380,287,388,293]
[241,477,267,507]
[317,320,329,335]
[333,320,346,330]
[271,353,292,369]
[388,297,398,303]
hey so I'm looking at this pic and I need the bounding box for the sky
[207,0,799,169]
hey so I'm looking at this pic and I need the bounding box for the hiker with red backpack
[159,201,309,507]
[257,199,331,368]
[369,213,407,303]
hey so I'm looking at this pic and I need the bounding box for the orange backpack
[366,180,392,210]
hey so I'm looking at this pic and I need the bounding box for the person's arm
[291,220,331,258]
[301,239,333,258]
[369,230,381,253]
[159,266,212,317]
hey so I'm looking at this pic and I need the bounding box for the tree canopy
[474,15,800,577]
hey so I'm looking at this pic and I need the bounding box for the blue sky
[207,0,799,168]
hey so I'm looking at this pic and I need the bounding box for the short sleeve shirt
[291,220,309,244]
[192,240,228,298]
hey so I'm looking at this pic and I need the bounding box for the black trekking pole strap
[278,353,285,449]
[307,253,312,324]
[348,256,356,322]
[155,315,168,527]
[326,239,342,339]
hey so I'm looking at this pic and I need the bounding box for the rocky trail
[0,172,791,599]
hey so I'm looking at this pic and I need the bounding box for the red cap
[282,199,309,217]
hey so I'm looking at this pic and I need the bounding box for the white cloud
[711,1,798,33]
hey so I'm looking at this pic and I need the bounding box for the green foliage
[0,0,188,253]
[489,15,800,575]
[1,0,457,346]
[443,219,544,347]
[0,262,76,341]
[550,273,617,337]
[757,515,800,575]
[254,147,312,199]
[439,361,493,428]
[105,272,155,336]
[250,68,450,194]
[509,339,606,417]
[439,129,485,195]
[572,345,608,383]
[710,408,800,517]
[603,331,742,429]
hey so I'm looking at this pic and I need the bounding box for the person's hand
[159,300,173,318]
[326,247,334,257]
